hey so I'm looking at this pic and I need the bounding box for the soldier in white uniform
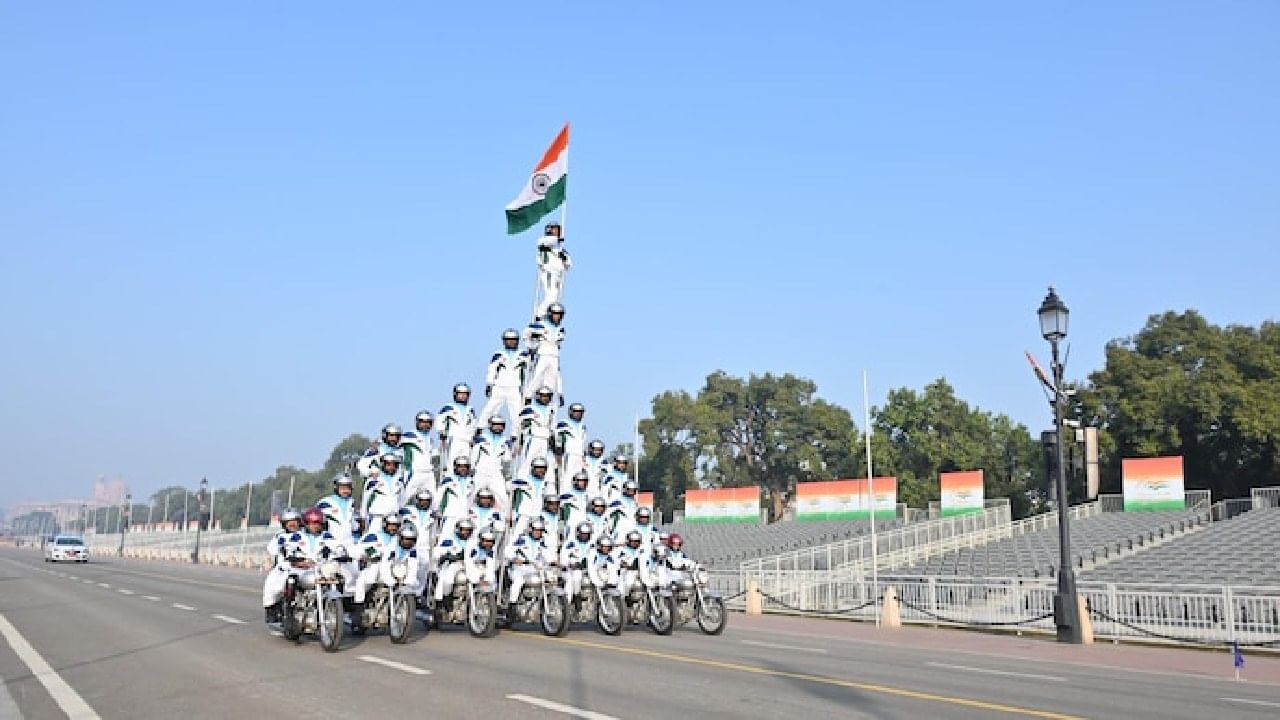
[479,330,530,427]
[523,304,565,403]
[535,223,572,318]
[554,402,588,493]
[400,411,440,499]
[470,415,513,514]
[438,383,477,467]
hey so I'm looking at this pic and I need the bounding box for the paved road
[1,547,1278,719]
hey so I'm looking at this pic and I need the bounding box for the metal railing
[733,571,1280,648]
[86,528,278,567]
[1252,486,1280,509]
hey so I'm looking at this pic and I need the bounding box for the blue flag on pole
[1233,641,1245,670]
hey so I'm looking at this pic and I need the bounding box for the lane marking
[81,580,93,584]
[116,589,134,596]
[927,662,1067,683]
[357,655,431,675]
[1222,697,1280,709]
[141,596,160,602]
[518,635,1083,719]
[171,603,196,612]
[96,583,110,589]
[742,639,828,654]
[67,576,78,580]
[211,615,245,625]
[0,613,102,719]
[506,694,617,719]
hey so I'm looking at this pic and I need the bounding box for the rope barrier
[1088,607,1280,648]
[759,591,878,615]
[897,599,1054,626]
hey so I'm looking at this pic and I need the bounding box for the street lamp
[117,493,132,557]
[1037,286,1082,644]
[192,478,209,564]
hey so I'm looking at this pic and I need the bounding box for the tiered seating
[666,518,906,569]
[1083,508,1280,585]
[898,511,1204,578]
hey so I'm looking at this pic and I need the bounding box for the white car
[45,535,89,563]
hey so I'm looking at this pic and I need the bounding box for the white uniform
[587,546,620,589]
[465,544,498,588]
[616,544,652,597]
[434,473,473,539]
[600,467,627,503]
[554,417,587,493]
[399,506,437,559]
[558,536,593,600]
[263,530,347,608]
[470,504,504,536]
[399,431,440,499]
[470,430,512,513]
[505,533,554,602]
[539,509,564,555]
[584,454,609,496]
[535,235,572,317]
[479,348,530,427]
[662,549,696,587]
[362,471,402,532]
[355,442,405,479]
[606,496,638,540]
[261,529,293,608]
[316,494,357,537]
[378,543,424,596]
[583,510,609,546]
[508,474,547,539]
[431,533,471,602]
[438,401,477,466]
[559,489,590,534]
[517,400,556,478]
[523,317,565,400]
[353,529,398,603]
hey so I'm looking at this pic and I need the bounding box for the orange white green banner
[684,487,759,524]
[1122,456,1186,512]
[635,492,654,511]
[940,470,984,517]
[794,478,897,520]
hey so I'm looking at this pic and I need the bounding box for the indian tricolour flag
[505,123,568,235]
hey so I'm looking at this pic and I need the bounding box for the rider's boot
[348,602,364,630]
[264,602,281,624]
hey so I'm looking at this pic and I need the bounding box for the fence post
[1223,586,1236,644]
[926,577,937,627]
[746,579,763,615]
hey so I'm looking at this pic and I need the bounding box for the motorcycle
[670,562,726,635]
[568,562,625,636]
[279,553,347,652]
[350,557,419,644]
[428,557,499,638]
[620,564,675,636]
[500,560,570,637]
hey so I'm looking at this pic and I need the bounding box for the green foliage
[1081,311,1280,499]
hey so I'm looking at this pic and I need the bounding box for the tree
[1081,311,1280,500]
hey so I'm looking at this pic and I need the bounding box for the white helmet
[547,302,565,316]
[453,383,471,396]
[380,452,403,466]
[382,423,402,437]
[501,329,519,342]
[415,411,433,424]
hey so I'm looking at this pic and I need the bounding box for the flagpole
[863,370,879,625]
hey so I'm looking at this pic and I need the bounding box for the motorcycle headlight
[319,561,340,580]
[391,560,409,581]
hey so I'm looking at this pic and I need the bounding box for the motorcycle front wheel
[390,594,414,644]
[319,597,344,652]
[697,595,727,635]
[597,594,624,636]
[282,600,303,643]
[648,593,675,636]
[541,594,571,637]
[467,593,497,638]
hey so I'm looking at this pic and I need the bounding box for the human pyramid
[261,221,713,636]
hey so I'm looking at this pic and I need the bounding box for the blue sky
[2,2,1277,506]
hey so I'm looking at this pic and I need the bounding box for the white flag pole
[863,370,879,625]
[240,481,253,561]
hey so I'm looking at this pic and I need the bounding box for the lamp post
[1038,286,1082,644]
[192,478,209,563]
[117,493,131,557]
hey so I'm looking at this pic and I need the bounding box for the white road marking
[211,615,245,625]
[357,655,431,676]
[142,596,160,602]
[1222,697,1280,709]
[67,575,78,580]
[171,603,196,612]
[116,589,134,596]
[96,583,110,589]
[0,613,102,719]
[741,639,828,654]
[269,630,283,637]
[81,580,93,584]
[926,661,1067,683]
[505,694,617,719]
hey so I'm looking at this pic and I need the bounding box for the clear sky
[2,2,1277,506]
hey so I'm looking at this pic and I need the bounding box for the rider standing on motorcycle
[400,490,436,551]
[586,535,620,592]
[469,488,504,535]
[400,411,440,501]
[356,424,406,478]
[558,522,595,603]
[632,507,662,553]
[363,452,405,533]
[431,518,475,603]
[438,383,477,467]
[503,518,554,606]
[584,440,608,495]
[479,329,530,427]
[317,474,357,537]
[353,514,403,615]
[584,497,610,545]
[539,491,564,554]
[435,456,474,539]
[553,402,587,493]
[510,457,549,538]
[601,455,630,503]
[470,415,513,514]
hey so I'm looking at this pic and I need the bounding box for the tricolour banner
[940,470,984,517]
[794,478,897,520]
[1122,456,1186,512]
[684,487,759,524]
[635,492,654,511]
